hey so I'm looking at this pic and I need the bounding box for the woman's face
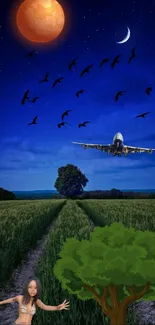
[28,280,37,297]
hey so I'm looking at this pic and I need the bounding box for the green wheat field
[1,199,155,325]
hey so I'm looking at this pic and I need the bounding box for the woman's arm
[36,299,69,311]
[36,299,58,311]
[0,296,20,305]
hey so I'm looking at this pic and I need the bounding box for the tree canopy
[54,164,88,198]
[53,222,155,325]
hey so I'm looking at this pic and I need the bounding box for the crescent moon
[117,26,130,44]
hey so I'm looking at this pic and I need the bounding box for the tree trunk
[83,282,150,325]
[109,308,127,325]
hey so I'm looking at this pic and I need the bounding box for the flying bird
[145,87,152,95]
[29,96,39,103]
[100,58,109,68]
[78,121,90,128]
[69,58,78,70]
[53,77,63,88]
[76,90,86,98]
[80,65,93,77]
[57,121,68,128]
[28,116,38,125]
[39,72,49,83]
[135,112,150,118]
[115,90,125,102]
[27,50,36,58]
[21,90,29,105]
[128,47,136,64]
[61,110,72,120]
[111,55,121,68]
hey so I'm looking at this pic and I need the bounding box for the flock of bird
[21,47,152,127]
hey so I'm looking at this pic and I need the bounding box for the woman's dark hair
[22,276,41,306]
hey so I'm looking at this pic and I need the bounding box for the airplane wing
[124,145,155,154]
[72,142,112,152]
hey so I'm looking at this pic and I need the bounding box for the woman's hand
[57,299,70,310]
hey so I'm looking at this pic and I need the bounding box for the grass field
[77,199,155,230]
[1,199,155,325]
[0,199,66,286]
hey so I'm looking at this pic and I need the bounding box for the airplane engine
[148,149,152,154]
[124,148,128,156]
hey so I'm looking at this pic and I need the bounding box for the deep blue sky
[0,0,155,191]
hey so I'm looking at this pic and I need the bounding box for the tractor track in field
[0,222,54,325]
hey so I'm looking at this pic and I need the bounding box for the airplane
[72,132,155,156]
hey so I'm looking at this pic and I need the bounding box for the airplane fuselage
[112,132,124,155]
[113,140,123,155]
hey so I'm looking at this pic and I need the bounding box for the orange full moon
[16,0,65,43]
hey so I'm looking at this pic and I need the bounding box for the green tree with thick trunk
[53,222,155,325]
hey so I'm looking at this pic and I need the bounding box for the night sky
[0,0,155,191]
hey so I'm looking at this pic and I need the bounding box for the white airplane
[72,132,155,156]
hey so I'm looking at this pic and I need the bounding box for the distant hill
[122,189,155,193]
[13,190,60,199]
[14,190,58,195]
[12,189,155,200]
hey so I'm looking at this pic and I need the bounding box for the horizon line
[12,188,155,192]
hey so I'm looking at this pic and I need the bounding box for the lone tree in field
[54,164,88,198]
[53,222,155,325]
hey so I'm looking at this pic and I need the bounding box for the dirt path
[0,223,53,325]
[133,300,155,325]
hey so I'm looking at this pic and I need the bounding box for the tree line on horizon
[1,164,155,200]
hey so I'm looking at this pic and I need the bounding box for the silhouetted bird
[39,72,49,83]
[61,110,72,120]
[128,47,136,64]
[78,121,90,128]
[28,116,38,125]
[69,58,78,70]
[76,90,86,98]
[100,58,109,68]
[111,55,120,68]
[21,90,29,105]
[145,87,152,95]
[53,77,63,88]
[135,112,150,118]
[27,50,36,58]
[57,121,68,128]
[80,65,93,77]
[29,96,39,103]
[115,90,125,102]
